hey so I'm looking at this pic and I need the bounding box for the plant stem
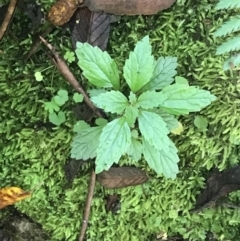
[0,0,19,42]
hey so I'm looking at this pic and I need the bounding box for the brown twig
[79,169,96,241]
[0,0,19,42]
[39,36,103,241]
[26,24,54,61]
[39,36,103,118]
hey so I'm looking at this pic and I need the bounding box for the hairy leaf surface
[138,111,170,150]
[124,105,139,127]
[156,109,179,131]
[127,138,143,161]
[141,57,177,91]
[76,42,119,89]
[123,36,154,92]
[142,138,179,179]
[136,90,164,109]
[95,117,131,173]
[159,84,216,114]
[71,125,104,160]
[91,91,128,114]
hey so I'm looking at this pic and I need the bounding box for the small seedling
[71,35,216,178]
[44,90,84,126]
[64,51,76,63]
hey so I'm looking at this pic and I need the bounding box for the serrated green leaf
[142,138,179,179]
[44,101,60,113]
[73,120,90,132]
[216,36,240,55]
[138,111,170,150]
[214,17,240,37]
[129,91,137,105]
[123,36,154,92]
[156,109,179,131]
[91,90,128,114]
[71,125,104,160]
[127,138,142,161]
[194,115,208,131]
[131,129,139,139]
[76,42,119,89]
[49,111,66,126]
[124,105,139,127]
[95,118,108,126]
[175,76,189,85]
[159,84,216,114]
[73,93,84,103]
[215,0,240,10]
[95,117,131,173]
[136,90,165,109]
[140,57,178,91]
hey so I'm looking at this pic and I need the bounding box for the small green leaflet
[131,129,139,139]
[124,105,139,127]
[138,111,170,150]
[44,101,60,113]
[54,90,69,106]
[175,76,189,85]
[142,138,179,179]
[159,84,217,114]
[76,42,120,89]
[129,91,137,105]
[127,138,143,161]
[71,125,104,160]
[73,93,84,103]
[64,51,75,63]
[91,91,128,114]
[123,36,154,92]
[35,71,43,81]
[95,117,131,173]
[95,118,108,126]
[194,115,208,131]
[49,111,66,126]
[73,120,90,132]
[140,57,178,91]
[136,90,165,109]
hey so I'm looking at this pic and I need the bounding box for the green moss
[1,0,240,240]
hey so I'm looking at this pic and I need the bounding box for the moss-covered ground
[1,0,240,240]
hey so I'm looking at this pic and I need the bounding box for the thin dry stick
[79,169,96,241]
[26,24,54,60]
[40,36,103,241]
[0,0,19,41]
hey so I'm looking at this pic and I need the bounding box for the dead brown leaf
[0,186,31,209]
[97,166,148,189]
